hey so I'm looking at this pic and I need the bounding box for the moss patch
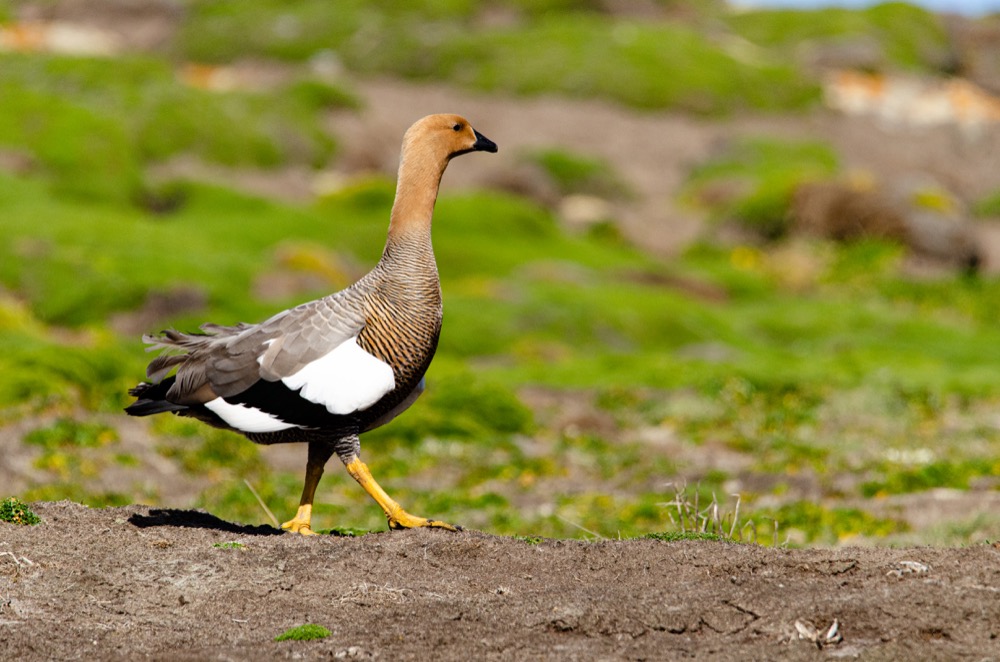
[274,624,331,642]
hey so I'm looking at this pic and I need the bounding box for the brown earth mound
[2,501,999,660]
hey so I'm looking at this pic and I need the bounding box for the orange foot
[387,508,461,532]
[281,504,318,536]
[344,456,462,532]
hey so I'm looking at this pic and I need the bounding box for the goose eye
[452,123,462,132]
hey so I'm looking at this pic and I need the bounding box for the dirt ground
[1,501,999,661]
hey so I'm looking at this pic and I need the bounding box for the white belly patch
[204,398,298,433]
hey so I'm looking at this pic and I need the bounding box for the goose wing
[145,295,397,430]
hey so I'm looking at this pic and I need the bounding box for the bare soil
[2,501,1000,660]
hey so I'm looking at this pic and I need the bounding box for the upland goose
[126,114,498,534]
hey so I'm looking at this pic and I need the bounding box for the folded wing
[140,294,397,433]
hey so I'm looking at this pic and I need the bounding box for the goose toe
[281,504,318,536]
[387,511,462,532]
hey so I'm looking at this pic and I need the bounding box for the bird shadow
[128,508,285,536]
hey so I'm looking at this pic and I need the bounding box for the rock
[791,178,981,270]
[558,194,614,231]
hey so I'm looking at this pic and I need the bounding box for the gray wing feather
[147,290,369,402]
[250,296,366,378]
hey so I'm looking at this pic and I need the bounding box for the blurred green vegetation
[24,418,118,449]
[683,137,840,237]
[974,190,1000,218]
[4,166,999,543]
[1,1,997,546]
[524,147,629,199]
[725,3,951,71]
[178,3,819,115]
[424,17,817,114]
[0,295,137,414]
[759,502,907,545]
[0,52,349,204]
[172,1,951,115]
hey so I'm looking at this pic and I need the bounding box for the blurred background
[1,0,1000,545]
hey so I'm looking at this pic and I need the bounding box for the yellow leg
[344,455,461,532]
[282,442,335,536]
[282,503,316,536]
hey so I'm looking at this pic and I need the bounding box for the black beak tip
[473,130,498,153]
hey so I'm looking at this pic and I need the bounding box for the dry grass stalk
[660,482,782,546]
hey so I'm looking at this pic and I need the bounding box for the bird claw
[387,510,462,532]
[281,504,318,535]
[281,519,318,536]
[344,456,461,533]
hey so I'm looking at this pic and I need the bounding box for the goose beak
[472,129,498,153]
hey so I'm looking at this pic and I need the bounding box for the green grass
[861,458,1000,497]
[318,526,370,537]
[3,10,1000,545]
[212,541,247,549]
[154,418,267,477]
[23,418,123,484]
[725,3,951,72]
[757,502,908,546]
[274,624,331,642]
[683,136,840,237]
[172,2,948,115]
[4,162,1000,542]
[21,484,131,508]
[0,294,139,413]
[24,418,118,449]
[0,52,348,205]
[524,147,629,199]
[178,3,818,114]
[428,16,818,114]
[0,497,41,526]
[973,190,1000,218]
[513,535,543,545]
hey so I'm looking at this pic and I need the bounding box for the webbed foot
[344,456,462,533]
[281,504,318,536]
[387,509,462,532]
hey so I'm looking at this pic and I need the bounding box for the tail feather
[146,353,187,382]
[125,379,188,417]
[140,323,250,383]
[130,323,252,417]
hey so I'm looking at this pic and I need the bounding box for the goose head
[388,114,498,236]
[402,114,498,166]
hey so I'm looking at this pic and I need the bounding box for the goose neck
[386,146,447,241]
